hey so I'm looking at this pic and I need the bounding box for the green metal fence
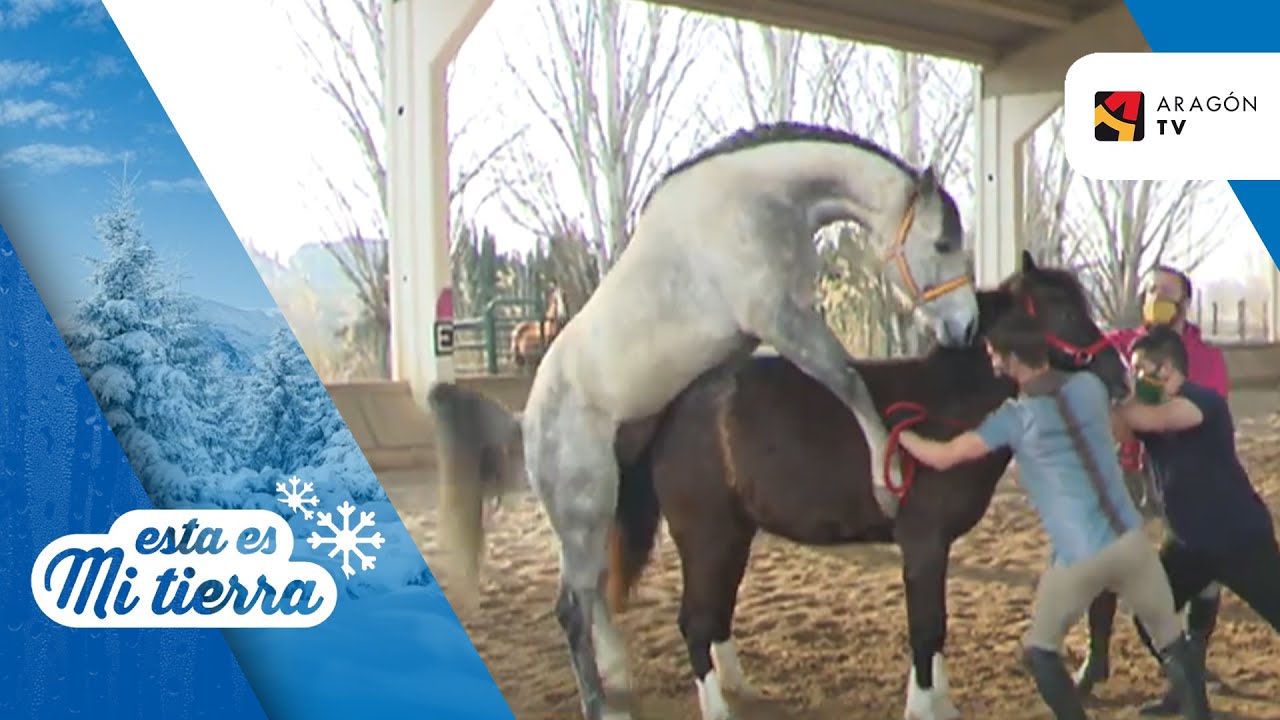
[452,296,547,375]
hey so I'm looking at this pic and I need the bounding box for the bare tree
[493,144,609,310]
[720,21,805,123]
[1070,177,1228,325]
[496,0,708,270]
[805,36,892,138]
[1020,109,1232,326]
[1022,109,1079,267]
[269,0,390,378]
[277,0,521,377]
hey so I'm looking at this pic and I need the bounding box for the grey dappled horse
[454,123,979,720]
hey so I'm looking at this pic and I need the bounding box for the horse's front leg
[901,537,961,720]
[749,300,903,517]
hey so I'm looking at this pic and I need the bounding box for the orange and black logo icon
[1094,91,1145,142]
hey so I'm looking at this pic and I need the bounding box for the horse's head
[997,250,1129,401]
[884,166,979,349]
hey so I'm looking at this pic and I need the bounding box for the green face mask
[1134,375,1164,405]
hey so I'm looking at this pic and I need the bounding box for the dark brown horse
[427,252,1128,720]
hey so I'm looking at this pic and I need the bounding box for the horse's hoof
[696,672,735,720]
[904,697,954,720]
[587,698,633,720]
[935,698,961,720]
[724,684,763,701]
[601,669,632,694]
[904,702,961,720]
[1137,693,1181,717]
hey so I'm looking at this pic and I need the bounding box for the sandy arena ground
[388,401,1280,720]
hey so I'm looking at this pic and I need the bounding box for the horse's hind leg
[553,575,632,717]
[709,533,757,698]
[531,419,633,720]
[673,511,754,720]
[592,589,630,694]
[901,538,961,720]
[748,300,903,513]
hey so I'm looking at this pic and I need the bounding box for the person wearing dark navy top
[1112,325,1280,715]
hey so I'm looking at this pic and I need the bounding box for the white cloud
[0,98,54,124]
[0,99,93,129]
[0,0,101,29]
[146,177,208,194]
[0,59,51,90]
[2,143,116,173]
[49,79,81,97]
[91,54,123,78]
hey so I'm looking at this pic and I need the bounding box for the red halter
[881,401,972,500]
[1022,295,1113,368]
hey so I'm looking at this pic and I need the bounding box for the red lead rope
[882,401,972,500]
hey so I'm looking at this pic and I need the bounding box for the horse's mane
[638,122,920,214]
[1044,267,1092,312]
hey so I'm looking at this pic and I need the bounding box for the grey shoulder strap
[1048,386,1128,537]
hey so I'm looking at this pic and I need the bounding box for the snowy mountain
[190,296,289,372]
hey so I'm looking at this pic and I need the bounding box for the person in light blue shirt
[897,310,1211,720]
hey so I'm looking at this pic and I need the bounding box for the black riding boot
[1074,593,1116,696]
[1188,591,1223,687]
[1140,593,1222,717]
[1024,647,1090,720]
[1144,634,1213,720]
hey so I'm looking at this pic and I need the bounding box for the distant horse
[428,251,1128,720]
[442,122,982,720]
[510,287,570,372]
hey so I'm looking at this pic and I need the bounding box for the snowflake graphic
[276,475,320,520]
[306,501,386,579]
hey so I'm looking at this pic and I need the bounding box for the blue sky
[0,0,278,321]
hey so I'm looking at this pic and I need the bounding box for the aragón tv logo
[1094,91,1145,142]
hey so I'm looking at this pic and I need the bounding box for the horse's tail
[605,418,666,616]
[426,381,524,612]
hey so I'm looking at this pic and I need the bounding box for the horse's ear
[917,166,938,196]
[1021,249,1038,274]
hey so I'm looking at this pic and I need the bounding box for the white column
[973,83,1061,288]
[384,0,492,404]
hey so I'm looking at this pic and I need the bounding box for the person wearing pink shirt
[1074,265,1231,716]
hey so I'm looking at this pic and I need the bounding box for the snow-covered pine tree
[65,174,215,506]
[242,325,384,500]
[199,352,249,472]
[244,327,327,472]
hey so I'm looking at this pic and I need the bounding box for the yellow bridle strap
[880,191,971,308]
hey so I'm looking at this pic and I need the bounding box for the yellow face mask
[1142,297,1180,326]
